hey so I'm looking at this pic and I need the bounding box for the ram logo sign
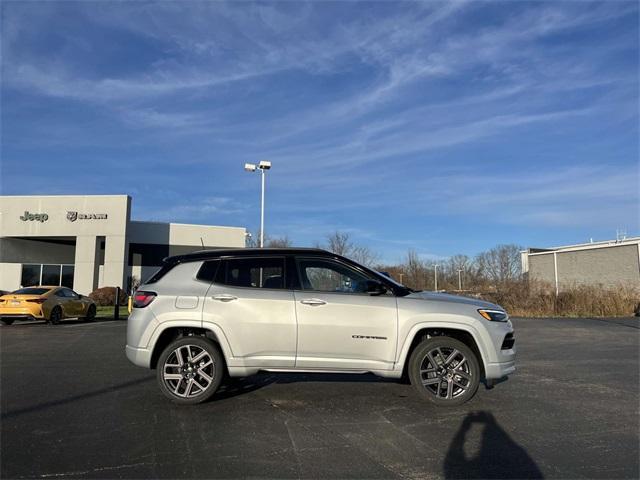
[66,211,108,222]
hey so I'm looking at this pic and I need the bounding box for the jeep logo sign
[19,211,49,222]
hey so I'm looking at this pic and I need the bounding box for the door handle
[212,294,238,302]
[300,298,327,306]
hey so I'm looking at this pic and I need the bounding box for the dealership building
[521,237,640,292]
[0,195,246,294]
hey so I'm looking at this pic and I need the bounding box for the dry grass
[474,281,640,317]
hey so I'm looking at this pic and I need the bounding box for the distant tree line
[248,229,522,292]
[378,244,523,292]
[243,230,640,316]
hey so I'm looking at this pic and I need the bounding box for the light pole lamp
[244,160,271,248]
[434,264,439,292]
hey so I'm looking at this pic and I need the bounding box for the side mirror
[365,280,387,296]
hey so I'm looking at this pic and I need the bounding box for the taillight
[26,298,46,304]
[133,291,156,308]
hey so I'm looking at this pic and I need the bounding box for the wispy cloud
[2,0,637,256]
[134,196,248,223]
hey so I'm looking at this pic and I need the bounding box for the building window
[21,264,41,288]
[20,264,75,288]
[61,266,75,288]
[41,265,61,286]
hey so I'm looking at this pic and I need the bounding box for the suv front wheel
[408,336,480,406]
[157,337,224,405]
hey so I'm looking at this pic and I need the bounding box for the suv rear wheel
[408,336,480,406]
[156,337,223,405]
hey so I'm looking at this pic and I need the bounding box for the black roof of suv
[164,247,332,265]
[150,247,411,296]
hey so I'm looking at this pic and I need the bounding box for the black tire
[156,337,224,405]
[1,318,14,326]
[408,336,480,406]
[49,307,63,325]
[83,304,96,322]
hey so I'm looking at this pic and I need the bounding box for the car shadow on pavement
[269,372,398,383]
[1,376,154,420]
[444,411,543,479]
[210,372,398,401]
[214,375,278,400]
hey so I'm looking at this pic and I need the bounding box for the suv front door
[293,257,397,371]
[203,256,296,368]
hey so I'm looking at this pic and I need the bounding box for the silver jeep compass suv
[126,248,515,405]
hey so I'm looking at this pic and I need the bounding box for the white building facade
[0,195,246,294]
[521,237,640,293]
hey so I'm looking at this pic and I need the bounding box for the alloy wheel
[419,347,473,400]
[161,344,215,399]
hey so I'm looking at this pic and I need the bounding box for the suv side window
[196,260,219,283]
[218,257,285,289]
[296,257,373,294]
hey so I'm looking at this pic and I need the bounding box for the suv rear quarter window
[196,260,220,283]
[144,264,174,284]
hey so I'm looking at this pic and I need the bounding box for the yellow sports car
[0,286,97,325]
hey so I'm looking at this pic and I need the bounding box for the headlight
[478,309,509,322]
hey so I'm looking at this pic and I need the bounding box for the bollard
[114,286,120,320]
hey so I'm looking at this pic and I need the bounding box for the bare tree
[323,231,379,267]
[350,245,379,267]
[266,235,292,248]
[245,229,259,248]
[475,244,523,285]
[325,231,352,256]
[444,254,477,290]
[403,249,427,290]
[245,229,292,248]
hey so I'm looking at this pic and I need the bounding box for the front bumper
[485,358,516,380]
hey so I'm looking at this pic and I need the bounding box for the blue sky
[1,0,638,263]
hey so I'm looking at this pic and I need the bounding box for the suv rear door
[202,256,296,367]
[293,256,398,371]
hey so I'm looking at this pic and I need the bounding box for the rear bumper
[0,314,40,322]
[0,308,44,319]
[126,345,152,368]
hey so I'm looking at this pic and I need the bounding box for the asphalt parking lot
[1,317,638,479]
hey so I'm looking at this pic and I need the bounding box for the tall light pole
[244,161,272,247]
[457,268,464,291]
[434,264,439,292]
